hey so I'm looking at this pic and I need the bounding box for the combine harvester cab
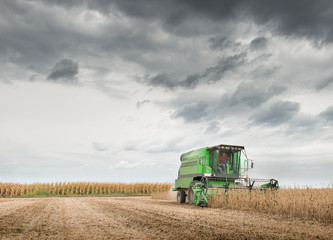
[173,144,279,207]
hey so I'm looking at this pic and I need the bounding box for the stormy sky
[1,0,333,186]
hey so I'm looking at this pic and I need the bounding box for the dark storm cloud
[245,1,333,45]
[319,106,333,124]
[47,59,78,82]
[32,0,333,43]
[89,0,333,44]
[181,74,201,89]
[0,1,87,70]
[315,77,333,90]
[250,101,300,126]
[13,0,333,61]
[191,1,333,44]
[143,53,247,90]
[0,0,190,82]
[204,53,247,82]
[168,82,287,124]
[143,71,200,90]
[222,84,287,109]
[144,73,176,90]
[250,37,268,50]
[171,101,209,122]
[3,0,333,95]
[208,36,241,51]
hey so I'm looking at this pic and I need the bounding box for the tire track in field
[57,198,147,239]
[20,199,54,239]
[0,198,40,218]
[0,198,49,237]
[88,197,236,239]
[85,197,232,240]
[61,198,69,240]
[31,198,70,240]
[24,198,70,240]
[0,198,70,240]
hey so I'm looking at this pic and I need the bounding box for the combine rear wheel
[177,189,186,204]
[188,180,199,205]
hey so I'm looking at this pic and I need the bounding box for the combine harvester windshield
[173,144,279,206]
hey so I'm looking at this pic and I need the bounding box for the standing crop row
[209,186,333,224]
[0,182,171,197]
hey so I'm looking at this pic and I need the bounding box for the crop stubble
[0,197,332,240]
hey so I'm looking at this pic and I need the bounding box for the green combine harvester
[173,144,279,206]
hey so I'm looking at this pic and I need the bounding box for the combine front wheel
[188,180,199,205]
[177,189,186,204]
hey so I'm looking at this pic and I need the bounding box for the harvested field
[0,197,332,240]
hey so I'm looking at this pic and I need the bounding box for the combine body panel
[174,147,210,190]
[173,144,279,206]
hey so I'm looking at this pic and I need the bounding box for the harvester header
[173,144,279,206]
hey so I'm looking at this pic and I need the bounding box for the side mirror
[251,162,254,168]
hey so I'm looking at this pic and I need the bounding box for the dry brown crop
[209,186,333,224]
[0,182,171,197]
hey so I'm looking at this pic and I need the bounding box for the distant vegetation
[209,186,333,224]
[0,182,171,197]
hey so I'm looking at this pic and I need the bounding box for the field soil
[0,196,332,240]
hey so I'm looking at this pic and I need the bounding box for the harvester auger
[173,144,279,207]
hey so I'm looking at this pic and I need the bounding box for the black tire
[177,189,186,204]
[188,180,200,205]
